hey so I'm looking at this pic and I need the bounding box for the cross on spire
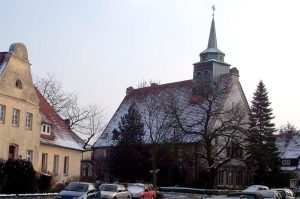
[212,5,216,18]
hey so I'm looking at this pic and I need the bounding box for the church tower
[193,13,230,86]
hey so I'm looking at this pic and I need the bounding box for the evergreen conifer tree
[247,81,280,186]
[117,102,145,145]
[109,102,151,182]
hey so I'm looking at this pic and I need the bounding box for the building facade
[0,43,41,169]
[0,43,84,182]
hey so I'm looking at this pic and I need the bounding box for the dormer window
[15,79,22,89]
[41,123,52,135]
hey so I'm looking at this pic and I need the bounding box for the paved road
[160,192,203,199]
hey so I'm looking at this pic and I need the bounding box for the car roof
[70,182,94,185]
[229,192,263,196]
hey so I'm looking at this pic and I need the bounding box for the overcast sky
[1,0,300,129]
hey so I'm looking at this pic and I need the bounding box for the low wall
[0,193,57,199]
[159,187,240,195]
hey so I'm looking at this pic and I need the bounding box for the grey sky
[1,0,300,129]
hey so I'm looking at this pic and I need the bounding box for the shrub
[0,159,6,192]
[38,173,52,193]
[1,159,38,194]
[51,183,66,193]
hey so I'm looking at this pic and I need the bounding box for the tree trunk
[206,168,218,189]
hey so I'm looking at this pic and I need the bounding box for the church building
[94,16,251,188]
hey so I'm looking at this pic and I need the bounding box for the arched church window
[16,79,22,89]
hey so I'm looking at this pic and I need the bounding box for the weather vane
[212,5,216,18]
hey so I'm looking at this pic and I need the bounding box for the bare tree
[35,73,105,147]
[136,79,160,88]
[73,105,105,149]
[35,72,76,113]
[138,87,176,187]
[168,77,249,188]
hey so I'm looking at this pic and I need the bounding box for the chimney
[126,86,134,95]
[64,119,71,128]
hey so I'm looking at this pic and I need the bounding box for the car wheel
[113,197,117,199]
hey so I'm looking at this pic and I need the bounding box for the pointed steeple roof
[200,17,224,56]
[207,18,218,49]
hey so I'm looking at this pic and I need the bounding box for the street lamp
[150,169,160,188]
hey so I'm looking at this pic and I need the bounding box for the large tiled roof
[0,52,8,76]
[0,52,6,63]
[94,80,205,148]
[35,88,84,151]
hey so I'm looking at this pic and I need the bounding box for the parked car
[127,183,157,199]
[256,190,282,199]
[56,182,100,199]
[243,185,269,192]
[270,188,295,199]
[99,183,131,199]
[227,192,264,199]
[292,187,300,198]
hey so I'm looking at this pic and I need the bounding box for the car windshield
[65,183,88,192]
[99,184,117,192]
[259,192,274,198]
[127,185,144,193]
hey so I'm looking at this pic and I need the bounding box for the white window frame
[41,153,48,173]
[41,123,52,135]
[63,156,69,176]
[26,150,33,162]
[25,112,33,130]
[0,104,5,123]
[12,108,20,126]
[53,155,59,175]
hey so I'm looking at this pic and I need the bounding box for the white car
[243,185,269,192]
[256,190,282,199]
[270,188,295,199]
[99,184,131,199]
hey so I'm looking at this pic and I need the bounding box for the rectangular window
[41,153,48,173]
[26,150,33,162]
[41,124,51,134]
[53,155,59,175]
[12,108,20,126]
[63,156,69,176]
[25,112,33,129]
[0,104,6,123]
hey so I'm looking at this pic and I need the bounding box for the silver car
[99,184,131,199]
[56,182,100,199]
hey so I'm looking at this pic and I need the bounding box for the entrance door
[8,145,18,159]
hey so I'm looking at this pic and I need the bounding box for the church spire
[207,18,218,49]
[199,6,225,63]
[193,6,231,88]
